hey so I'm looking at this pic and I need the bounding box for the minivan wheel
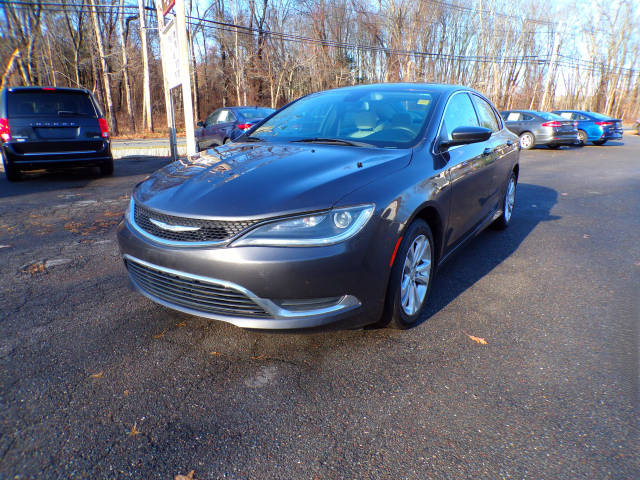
[519,132,534,150]
[383,220,434,329]
[491,172,517,230]
[2,152,21,182]
[99,158,114,176]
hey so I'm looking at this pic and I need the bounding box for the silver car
[500,110,578,150]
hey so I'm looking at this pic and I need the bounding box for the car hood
[134,142,411,218]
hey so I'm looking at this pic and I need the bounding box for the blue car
[552,110,623,145]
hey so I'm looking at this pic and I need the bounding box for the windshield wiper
[291,137,375,148]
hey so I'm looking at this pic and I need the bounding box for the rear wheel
[593,139,607,145]
[577,130,588,145]
[382,220,435,329]
[99,158,114,176]
[519,132,534,150]
[491,172,517,230]
[2,151,21,182]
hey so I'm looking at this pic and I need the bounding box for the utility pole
[539,23,563,112]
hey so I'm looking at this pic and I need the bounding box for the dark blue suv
[552,110,623,145]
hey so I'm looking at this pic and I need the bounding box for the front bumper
[117,216,388,330]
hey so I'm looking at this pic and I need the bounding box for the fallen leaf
[583,234,590,239]
[129,422,141,437]
[210,352,221,356]
[90,371,104,379]
[176,321,186,328]
[124,389,130,396]
[252,354,266,360]
[175,470,195,480]
[153,329,168,339]
[464,332,487,345]
[24,262,46,275]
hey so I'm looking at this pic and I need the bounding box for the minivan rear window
[8,91,97,117]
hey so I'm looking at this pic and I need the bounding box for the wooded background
[1,0,639,136]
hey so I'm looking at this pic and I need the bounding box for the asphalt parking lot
[1,138,639,479]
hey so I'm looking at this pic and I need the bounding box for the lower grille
[125,258,272,318]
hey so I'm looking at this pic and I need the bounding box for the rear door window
[8,91,97,117]
[471,95,500,132]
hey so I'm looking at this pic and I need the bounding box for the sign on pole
[156,0,197,159]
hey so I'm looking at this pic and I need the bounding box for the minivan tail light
[236,123,253,130]
[98,118,109,138]
[0,118,10,142]
[594,121,612,126]
[541,121,563,127]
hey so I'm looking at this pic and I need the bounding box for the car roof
[503,109,542,115]
[6,86,92,94]
[317,82,474,96]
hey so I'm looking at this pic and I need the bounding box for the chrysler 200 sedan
[117,83,520,330]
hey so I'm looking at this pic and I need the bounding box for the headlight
[232,204,374,247]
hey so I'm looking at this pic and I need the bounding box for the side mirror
[197,121,205,128]
[439,126,492,151]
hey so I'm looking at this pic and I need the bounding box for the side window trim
[470,93,502,133]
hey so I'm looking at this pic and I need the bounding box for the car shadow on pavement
[0,155,171,199]
[418,182,559,325]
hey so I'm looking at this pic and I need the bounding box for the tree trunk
[118,0,134,132]
[138,0,153,132]
[89,0,118,135]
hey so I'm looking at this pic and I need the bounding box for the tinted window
[505,112,522,121]
[8,91,96,117]
[471,95,499,132]
[205,109,220,126]
[235,107,274,118]
[441,93,478,141]
[250,89,438,148]
[522,114,535,121]
[537,111,564,121]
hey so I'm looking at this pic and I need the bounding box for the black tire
[382,219,435,329]
[223,137,231,145]
[196,141,202,152]
[548,144,561,149]
[2,151,21,182]
[519,131,535,150]
[593,139,607,145]
[577,130,588,145]
[99,158,114,176]
[491,172,517,230]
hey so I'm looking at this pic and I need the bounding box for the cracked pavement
[0,142,639,479]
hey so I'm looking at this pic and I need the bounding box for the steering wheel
[389,126,415,139]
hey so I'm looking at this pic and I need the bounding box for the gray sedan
[118,84,519,330]
[500,110,578,149]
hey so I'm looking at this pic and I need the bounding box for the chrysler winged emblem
[149,218,201,232]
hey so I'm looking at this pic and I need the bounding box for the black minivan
[0,86,113,181]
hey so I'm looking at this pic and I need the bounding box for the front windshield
[247,89,438,148]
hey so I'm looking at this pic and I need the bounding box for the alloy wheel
[504,176,516,222]
[400,234,432,316]
[519,132,534,149]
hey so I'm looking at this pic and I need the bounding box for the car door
[438,92,493,250]
[470,94,512,212]
[200,109,221,148]
[211,109,237,145]
[503,111,523,135]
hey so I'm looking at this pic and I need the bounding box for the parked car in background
[195,106,275,150]
[118,83,519,331]
[552,109,623,145]
[0,86,113,182]
[500,109,578,150]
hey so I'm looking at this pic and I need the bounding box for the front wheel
[382,220,435,329]
[491,172,517,230]
[577,130,588,145]
[519,132,534,150]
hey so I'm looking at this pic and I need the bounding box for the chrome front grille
[133,203,259,243]
[125,258,272,318]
